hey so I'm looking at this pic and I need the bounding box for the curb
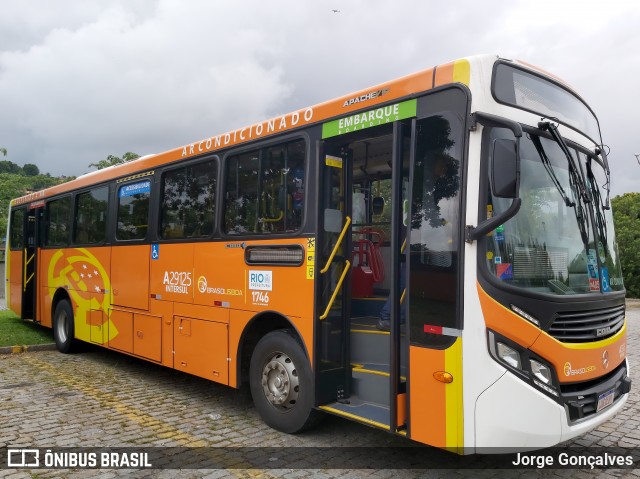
[0,343,57,355]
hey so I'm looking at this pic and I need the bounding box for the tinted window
[409,114,463,346]
[75,186,108,244]
[46,197,72,246]
[224,139,305,234]
[161,160,217,239]
[117,180,150,240]
[9,208,25,249]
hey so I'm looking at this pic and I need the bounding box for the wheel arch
[236,311,309,388]
[51,287,72,320]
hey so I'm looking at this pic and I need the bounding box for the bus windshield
[493,62,601,144]
[583,151,625,292]
[484,128,624,296]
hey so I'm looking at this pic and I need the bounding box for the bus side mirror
[466,111,523,243]
[491,139,519,198]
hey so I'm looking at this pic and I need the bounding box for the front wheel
[249,329,316,433]
[53,300,76,354]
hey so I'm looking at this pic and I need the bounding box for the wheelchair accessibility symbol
[151,243,159,260]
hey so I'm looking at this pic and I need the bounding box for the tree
[612,193,640,298]
[0,172,64,236]
[410,116,459,231]
[0,160,22,174]
[89,152,140,170]
[23,163,40,176]
[0,148,6,156]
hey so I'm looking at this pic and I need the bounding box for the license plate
[596,389,615,412]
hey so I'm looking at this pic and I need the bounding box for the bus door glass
[316,138,352,404]
[405,89,466,449]
[21,206,41,320]
[8,207,25,315]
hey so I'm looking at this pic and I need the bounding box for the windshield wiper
[539,121,591,204]
[535,121,591,249]
[530,134,574,208]
[595,146,612,210]
[586,158,609,257]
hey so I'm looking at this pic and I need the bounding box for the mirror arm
[466,198,521,243]
[466,111,523,243]
[470,111,523,138]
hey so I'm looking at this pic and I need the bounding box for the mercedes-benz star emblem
[602,350,610,369]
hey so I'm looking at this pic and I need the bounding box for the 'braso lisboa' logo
[198,276,208,293]
[48,248,116,344]
[563,361,596,377]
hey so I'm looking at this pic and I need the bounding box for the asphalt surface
[0,301,638,478]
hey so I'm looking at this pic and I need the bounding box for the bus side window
[46,196,72,247]
[116,180,151,241]
[223,139,305,235]
[224,150,259,234]
[74,186,108,244]
[160,159,217,239]
[9,208,25,249]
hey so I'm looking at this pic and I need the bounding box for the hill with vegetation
[0,160,72,236]
[612,193,640,298]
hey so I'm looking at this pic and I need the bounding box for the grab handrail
[320,216,351,274]
[319,260,351,320]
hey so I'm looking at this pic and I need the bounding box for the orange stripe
[479,282,627,383]
[531,325,626,384]
[434,61,455,87]
[478,282,541,348]
[409,345,446,447]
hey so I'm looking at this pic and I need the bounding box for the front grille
[549,304,625,343]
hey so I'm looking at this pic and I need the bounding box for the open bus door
[403,98,467,451]
[316,120,411,433]
[21,206,41,320]
[315,140,352,405]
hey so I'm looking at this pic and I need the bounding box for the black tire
[53,300,76,354]
[249,329,317,433]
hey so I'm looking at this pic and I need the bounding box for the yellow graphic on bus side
[48,248,116,344]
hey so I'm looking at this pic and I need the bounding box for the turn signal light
[433,371,454,383]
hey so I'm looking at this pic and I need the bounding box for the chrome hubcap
[261,352,299,409]
[56,310,68,343]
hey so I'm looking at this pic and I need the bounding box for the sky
[1,0,639,196]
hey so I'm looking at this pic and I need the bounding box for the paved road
[0,303,639,478]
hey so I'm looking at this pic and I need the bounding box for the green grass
[0,310,54,347]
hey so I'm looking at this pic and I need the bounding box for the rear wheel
[53,300,76,354]
[249,329,316,433]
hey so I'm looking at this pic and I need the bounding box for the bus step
[351,365,390,407]
[350,317,389,365]
[319,396,390,431]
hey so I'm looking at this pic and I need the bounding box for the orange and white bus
[6,54,630,452]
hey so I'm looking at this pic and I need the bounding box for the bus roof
[10,54,564,207]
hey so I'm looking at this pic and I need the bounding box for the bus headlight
[496,342,521,370]
[530,359,552,385]
[488,330,559,398]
